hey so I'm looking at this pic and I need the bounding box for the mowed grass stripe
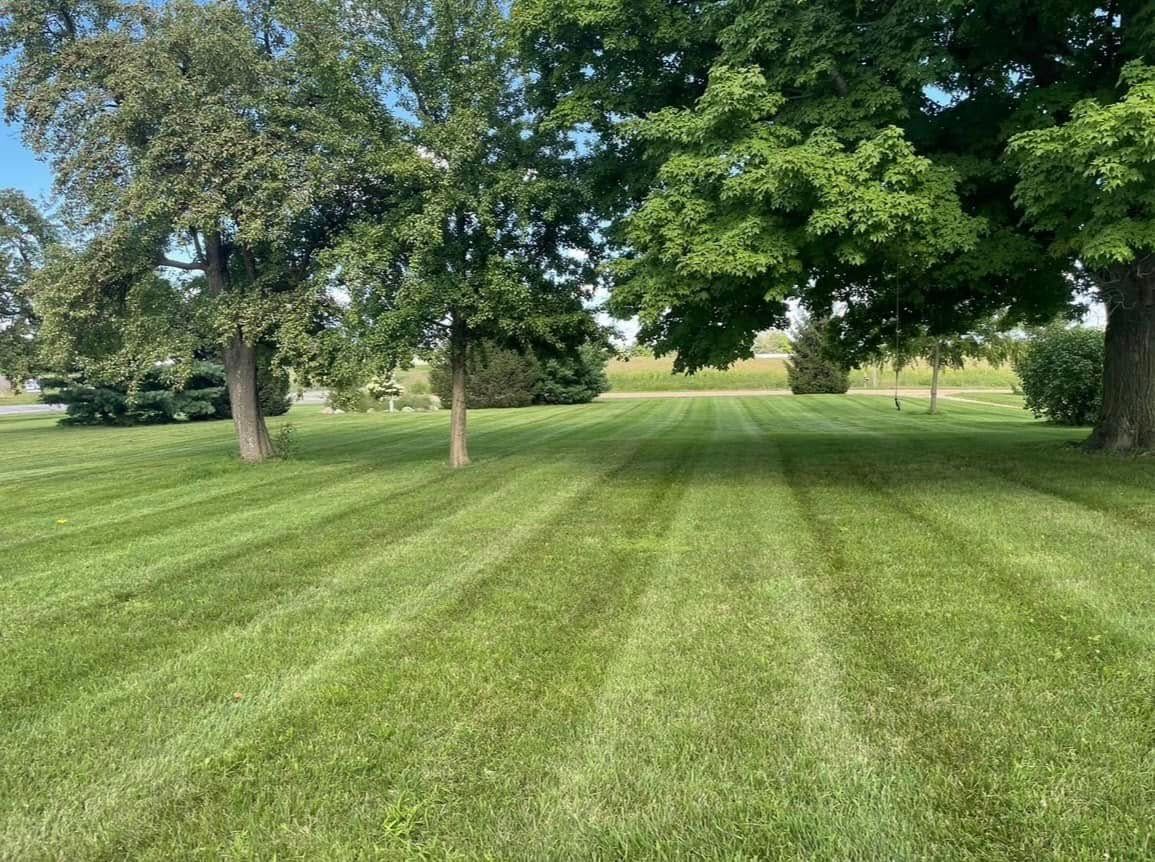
[0,403,558,513]
[514,397,926,860]
[0,400,688,857]
[0,401,656,716]
[103,398,704,859]
[743,397,1154,858]
[0,402,633,597]
[2,396,1153,859]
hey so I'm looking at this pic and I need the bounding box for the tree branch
[157,256,205,272]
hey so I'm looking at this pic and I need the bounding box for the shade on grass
[1,397,1152,860]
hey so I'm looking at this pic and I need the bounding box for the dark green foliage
[535,346,610,405]
[1014,327,1104,426]
[43,362,231,426]
[257,363,292,418]
[42,359,288,425]
[431,345,541,409]
[517,0,1131,372]
[431,342,609,408]
[0,189,56,382]
[786,318,850,395]
[325,387,376,413]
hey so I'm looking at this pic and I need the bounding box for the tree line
[2,0,1152,459]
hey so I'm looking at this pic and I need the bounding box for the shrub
[272,422,298,459]
[431,342,608,408]
[325,386,376,413]
[535,345,609,405]
[258,363,292,417]
[45,358,291,426]
[430,344,540,408]
[786,317,850,395]
[1014,326,1103,425]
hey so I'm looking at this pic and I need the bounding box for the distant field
[394,365,433,392]
[371,357,1019,395]
[606,355,1019,392]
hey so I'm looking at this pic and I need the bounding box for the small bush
[1014,326,1103,426]
[786,317,850,395]
[258,363,292,417]
[535,345,609,404]
[325,386,376,413]
[431,344,540,408]
[272,422,298,459]
[44,361,232,426]
[431,342,607,408]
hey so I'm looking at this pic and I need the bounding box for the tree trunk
[448,321,471,468]
[929,340,942,416]
[203,230,274,463]
[1087,270,1155,453]
[223,330,274,463]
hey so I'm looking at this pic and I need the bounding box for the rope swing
[893,285,902,412]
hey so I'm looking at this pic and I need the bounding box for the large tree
[1,0,359,461]
[1011,62,1155,451]
[517,0,1153,451]
[0,189,56,385]
[331,0,599,467]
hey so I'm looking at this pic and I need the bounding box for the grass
[2,397,1153,860]
[0,392,42,405]
[605,355,1019,391]
[947,392,1028,408]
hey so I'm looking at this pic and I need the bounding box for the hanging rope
[893,285,902,412]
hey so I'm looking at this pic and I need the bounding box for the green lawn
[948,392,1028,408]
[0,392,42,406]
[2,398,1153,860]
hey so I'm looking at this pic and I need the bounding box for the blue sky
[1,121,53,201]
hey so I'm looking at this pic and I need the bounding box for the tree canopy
[328,0,601,465]
[4,0,1153,454]
[2,0,368,459]
[517,0,1155,450]
[0,189,56,383]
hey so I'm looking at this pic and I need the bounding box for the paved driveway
[0,403,65,416]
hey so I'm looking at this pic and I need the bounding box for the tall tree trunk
[1087,269,1155,453]
[224,329,274,463]
[929,340,942,415]
[449,319,471,468]
[204,231,274,463]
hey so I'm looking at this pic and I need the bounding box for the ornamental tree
[331,0,600,467]
[786,316,850,396]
